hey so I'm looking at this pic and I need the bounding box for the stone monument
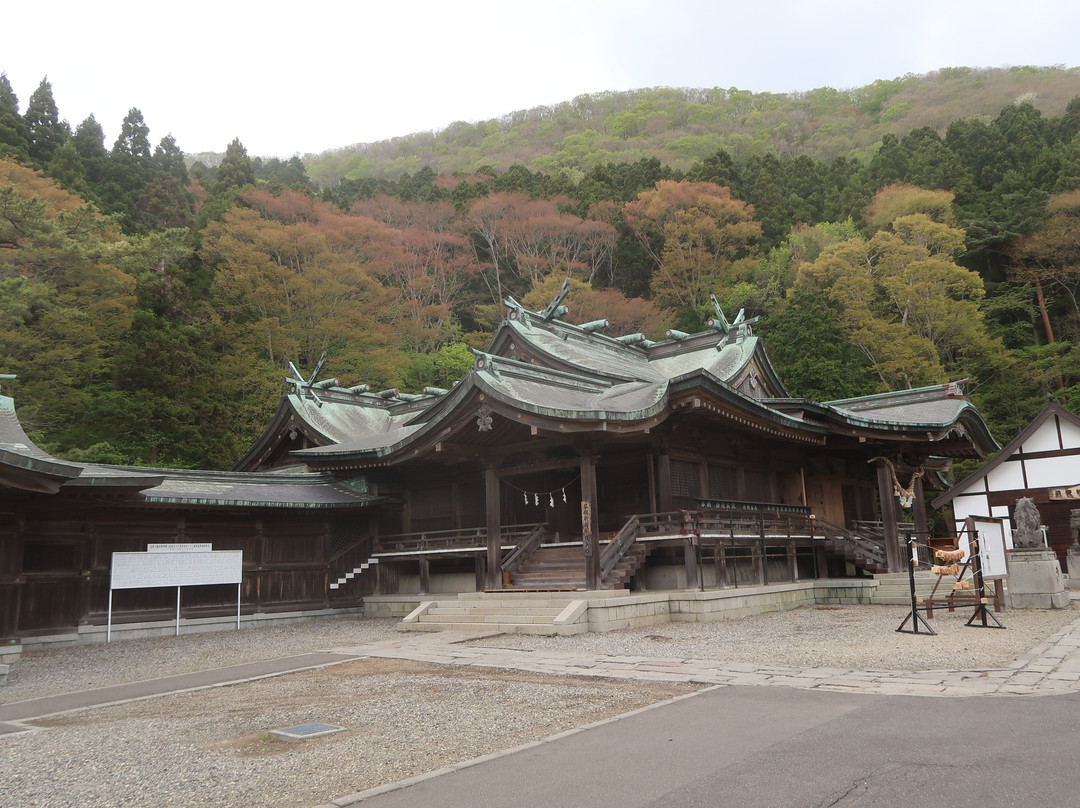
[1007,497,1069,609]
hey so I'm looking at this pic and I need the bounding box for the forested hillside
[300,66,1080,187]
[2,68,1080,471]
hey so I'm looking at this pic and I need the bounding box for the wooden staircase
[502,543,650,591]
[818,529,888,575]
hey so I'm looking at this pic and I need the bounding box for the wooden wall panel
[18,578,82,634]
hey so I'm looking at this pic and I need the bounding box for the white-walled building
[933,401,1080,568]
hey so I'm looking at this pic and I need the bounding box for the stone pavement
[338,612,1080,698]
[4,614,1080,730]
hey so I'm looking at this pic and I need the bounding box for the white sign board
[962,517,1009,580]
[111,550,243,589]
[107,548,244,641]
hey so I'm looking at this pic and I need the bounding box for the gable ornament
[476,405,494,432]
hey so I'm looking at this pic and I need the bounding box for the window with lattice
[670,459,701,498]
[708,465,739,500]
[744,469,773,502]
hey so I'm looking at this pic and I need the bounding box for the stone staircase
[401,591,610,634]
[871,571,948,605]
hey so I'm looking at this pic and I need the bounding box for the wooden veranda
[333,503,892,597]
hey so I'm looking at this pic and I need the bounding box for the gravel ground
[3,604,1080,808]
[0,616,403,704]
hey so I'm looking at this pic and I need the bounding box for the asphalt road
[347,685,1080,808]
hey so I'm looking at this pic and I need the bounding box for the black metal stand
[896,533,936,635]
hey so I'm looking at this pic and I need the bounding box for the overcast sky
[5,0,1079,158]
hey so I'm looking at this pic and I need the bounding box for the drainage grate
[268,723,345,742]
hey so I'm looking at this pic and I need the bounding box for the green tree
[0,158,137,453]
[45,140,92,199]
[0,73,30,162]
[624,180,761,325]
[143,134,195,230]
[101,108,154,232]
[23,78,69,168]
[800,192,1008,392]
[72,115,109,188]
[214,138,256,193]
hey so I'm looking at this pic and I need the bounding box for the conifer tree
[72,115,109,187]
[45,140,93,199]
[0,73,30,162]
[23,78,69,168]
[214,137,255,192]
[101,108,154,232]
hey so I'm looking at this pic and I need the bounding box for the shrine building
[0,291,999,653]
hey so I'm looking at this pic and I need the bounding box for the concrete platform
[389,579,878,635]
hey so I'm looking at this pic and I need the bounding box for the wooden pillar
[656,454,673,512]
[683,515,698,590]
[451,481,462,530]
[580,455,600,589]
[787,544,798,582]
[912,475,929,541]
[814,544,828,580]
[715,543,729,589]
[418,557,430,595]
[474,553,486,592]
[752,542,765,585]
[646,454,657,515]
[877,463,902,573]
[485,468,502,590]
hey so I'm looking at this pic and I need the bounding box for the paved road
[331,685,1080,808]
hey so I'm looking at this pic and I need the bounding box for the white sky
[4,0,1079,158]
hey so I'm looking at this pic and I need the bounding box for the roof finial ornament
[541,277,571,321]
[707,295,730,332]
[707,296,758,342]
[287,352,329,407]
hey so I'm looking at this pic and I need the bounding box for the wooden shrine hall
[1,289,1000,646]
[239,290,998,599]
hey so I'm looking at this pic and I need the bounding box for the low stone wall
[369,579,879,635]
[16,607,366,650]
[584,581,877,633]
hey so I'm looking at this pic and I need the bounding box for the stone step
[419,613,564,625]
[401,621,589,635]
[425,605,565,617]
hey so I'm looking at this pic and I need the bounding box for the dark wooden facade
[0,491,381,641]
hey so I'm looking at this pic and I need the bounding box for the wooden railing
[327,533,375,591]
[628,506,887,573]
[850,520,917,539]
[600,514,641,580]
[376,523,543,554]
[502,523,548,574]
